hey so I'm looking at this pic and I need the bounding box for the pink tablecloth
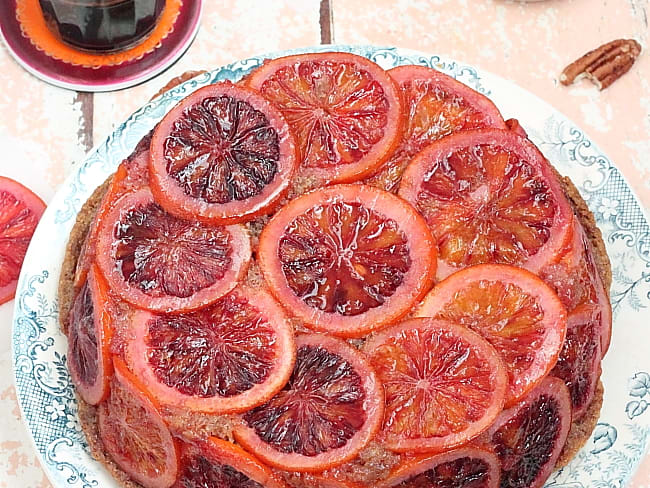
[1,0,648,486]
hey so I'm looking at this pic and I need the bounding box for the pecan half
[560,39,642,90]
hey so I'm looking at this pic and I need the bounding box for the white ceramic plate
[12,45,650,487]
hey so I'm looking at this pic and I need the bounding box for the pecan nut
[560,39,642,90]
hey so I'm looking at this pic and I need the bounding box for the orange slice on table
[0,176,45,304]
[416,264,568,406]
[246,52,403,185]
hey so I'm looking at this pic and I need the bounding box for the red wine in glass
[39,0,166,53]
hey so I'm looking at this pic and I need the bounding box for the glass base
[39,0,165,54]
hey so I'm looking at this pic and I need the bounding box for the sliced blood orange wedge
[173,437,288,488]
[482,376,571,488]
[0,176,45,304]
[126,286,295,413]
[540,220,612,355]
[363,318,508,453]
[149,82,298,224]
[377,447,500,488]
[366,65,505,192]
[67,265,113,405]
[96,187,251,313]
[246,52,403,184]
[416,264,567,406]
[98,357,179,488]
[551,305,602,419]
[234,334,384,472]
[398,129,574,281]
[257,184,436,338]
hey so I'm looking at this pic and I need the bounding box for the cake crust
[58,178,111,335]
[58,146,612,488]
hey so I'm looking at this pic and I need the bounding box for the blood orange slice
[377,447,500,488]
[173,437,288,488]
[67,265,113,405]
[149,82,297,224]
[96,187,251,313]
[416,264,567,406]
[98,358,179,488]
[74,134,153,289]
[366,65,505,192]
[234,334,384,472]
[126,286,295,413]
[73,170,124,291]
[246,52,403,184]
[257,184,436,338]
[551,305,602,419]
[363,318,508,453]
[482,376,571,488]
[0,176,45,304]
[398,129,573,280]
[540,221,612,355]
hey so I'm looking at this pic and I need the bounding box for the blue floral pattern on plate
[12,45,650,487]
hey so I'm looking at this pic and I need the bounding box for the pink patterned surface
[0,0,648,486]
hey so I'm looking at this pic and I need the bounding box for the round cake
[59,52,612,488]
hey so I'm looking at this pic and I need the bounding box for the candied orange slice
[234,334,384,472]
[149,82,298,224]
[96,188,251,313]
[246,52,403,184]
[98,358,179,488]
[367,65,505,192]
[66,265,113,405]
[364,318,508,453]
[257,184,436,337]
[126,286,295,413]
[173,437,288,488]
[398,129,573,280]
[416,264,567,405]
[377,447,500,488]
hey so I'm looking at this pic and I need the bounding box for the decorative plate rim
[11,44,650,488]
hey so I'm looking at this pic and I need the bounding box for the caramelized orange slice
[364,318,508,453]
[258,184,436,337]
[247,52,403,184]
[416,264,567,405]
[399,129,573,280]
